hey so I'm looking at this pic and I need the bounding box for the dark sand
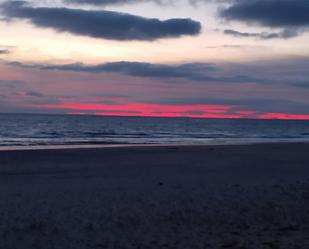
[1,143,309,248]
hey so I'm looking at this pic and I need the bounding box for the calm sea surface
[0,113,309,147]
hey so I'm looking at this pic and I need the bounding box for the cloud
[36,0,230,7]
[54,0,228,6]
[0,49,9,54]
[224,28,300,39]
[63,0,173,6]
[2,57,309,117]
[0,79,62,108]
[0,79,25,88]
[220,0,309,28]
[204,44,250,49]
[1,1,201,41]
[292,81,309,88]
[7,56,309,89]
[8,61,274,85]
[26,90,45,97]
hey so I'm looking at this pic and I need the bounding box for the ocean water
[0,113,309,147]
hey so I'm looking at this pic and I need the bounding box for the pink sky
[1,0,309,120]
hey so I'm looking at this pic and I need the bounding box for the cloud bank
[220,0,309,28]
[1,1,201,41]
[224,29,300,40]
[9,61,273,85]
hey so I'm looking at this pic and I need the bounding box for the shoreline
[0,139,309,151]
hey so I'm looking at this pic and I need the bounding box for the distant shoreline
[1,139,309,151]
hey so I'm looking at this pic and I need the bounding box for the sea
[0,113,309,148]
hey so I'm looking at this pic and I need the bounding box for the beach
[1,143,309,248]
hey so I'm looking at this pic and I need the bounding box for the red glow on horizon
[256,112,309,120]
[35,103,309,120]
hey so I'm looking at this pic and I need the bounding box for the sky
[0,0,309,119]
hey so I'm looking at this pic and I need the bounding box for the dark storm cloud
[224,29,300,39]
[220,0,309,28]
[9,61,274,85]
[1,1,201,41]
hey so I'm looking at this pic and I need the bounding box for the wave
[1,114,309,147]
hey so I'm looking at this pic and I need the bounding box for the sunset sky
[1,0,309,119]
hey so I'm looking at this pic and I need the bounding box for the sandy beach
[1,143,309,248]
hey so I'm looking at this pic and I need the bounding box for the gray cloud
[205,44,250,49]
[212,57,309,90]
[0,79,62,108]
[224,28,300,40]
[7,56,309,88]
[0,49,9,54]
[26,90,45,97]
[63,0,173,6]
[54,0,228,6]
[220,0,309,29]
[9,61,274,85]
[292,81,309,89]
[1,1,201,41]
[0,79,25,88]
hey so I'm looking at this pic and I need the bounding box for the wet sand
[1,143,309,248]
